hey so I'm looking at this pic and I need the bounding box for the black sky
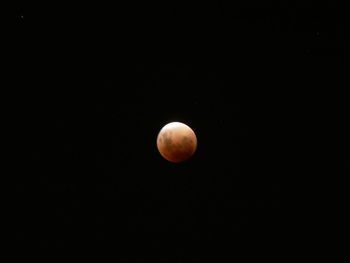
[17,0,344,259]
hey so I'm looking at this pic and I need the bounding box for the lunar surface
[157,122,197,163]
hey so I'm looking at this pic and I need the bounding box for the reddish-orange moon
[157,122,197,163]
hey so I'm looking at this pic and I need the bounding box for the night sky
[17,1,343,259]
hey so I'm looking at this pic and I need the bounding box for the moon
[157,122,197,163]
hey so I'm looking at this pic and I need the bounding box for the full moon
[157,122,197,163]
